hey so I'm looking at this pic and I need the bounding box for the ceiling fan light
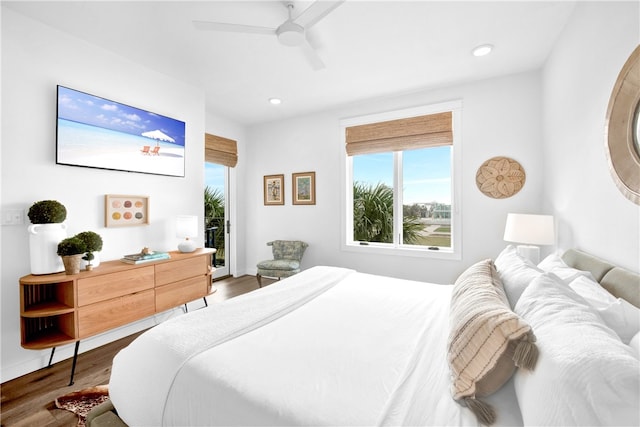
[276,21,305,46]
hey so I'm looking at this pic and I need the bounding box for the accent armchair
[256,240,308,287]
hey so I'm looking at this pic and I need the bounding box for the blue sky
[205,162,225,193]
[353,146,451,204]
[57,85,185,146]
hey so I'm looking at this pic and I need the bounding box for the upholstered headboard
[562,249,640,308]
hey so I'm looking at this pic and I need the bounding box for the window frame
[340,100,462,260]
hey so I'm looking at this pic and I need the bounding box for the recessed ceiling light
[269,98,282,105]
[472,44,493,57]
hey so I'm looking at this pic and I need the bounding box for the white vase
[28,223,67,275]
[80,252,101,270]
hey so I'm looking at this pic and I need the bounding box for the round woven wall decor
[476,156,526,199]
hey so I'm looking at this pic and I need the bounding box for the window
[341,101,461,259]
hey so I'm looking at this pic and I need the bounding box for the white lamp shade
[176,215,198,253]
[503,213,555,245]
[176,215,198,239]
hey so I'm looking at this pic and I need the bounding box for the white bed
[106,248,640,427]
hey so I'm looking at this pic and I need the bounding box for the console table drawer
[156,276,208,312]
[78,290,155,338]
[78,266,154,307]
[155,256,208,286]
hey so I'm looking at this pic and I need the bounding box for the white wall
[542,1,640,271]
[1,9,208,382]
[244,71,545,284]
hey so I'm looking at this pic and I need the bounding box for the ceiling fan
[193,1,344,70]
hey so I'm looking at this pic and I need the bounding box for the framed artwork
[57,86,185,177]
[292,171,316,205]
[264,174,284,205]
[105,194,149,227]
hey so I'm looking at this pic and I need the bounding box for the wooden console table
[19,248,215,385]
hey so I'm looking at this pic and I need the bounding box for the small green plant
[27,200,67,224]
[57,237,87,257]
[75,231,103,263]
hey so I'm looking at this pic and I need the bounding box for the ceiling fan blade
[293,0,344,29]
[300,39,325,70]
[193,21,275,35]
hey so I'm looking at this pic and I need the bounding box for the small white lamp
[503,213,555,264]
[176,215,198,253]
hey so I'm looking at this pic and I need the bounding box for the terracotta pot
[61,254,83,275]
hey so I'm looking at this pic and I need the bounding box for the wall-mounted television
[56,85,186,177]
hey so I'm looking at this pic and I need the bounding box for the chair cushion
[271,240,307,261]
[256,259,300,271]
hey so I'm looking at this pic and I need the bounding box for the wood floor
[0,274,273,427]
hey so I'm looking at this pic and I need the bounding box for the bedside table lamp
[176,215,198,253]
[503,213,555,264]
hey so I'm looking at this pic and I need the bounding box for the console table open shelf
[19,248,215,384]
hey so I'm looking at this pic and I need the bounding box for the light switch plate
[1,209,24,225]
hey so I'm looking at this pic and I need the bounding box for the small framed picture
[105,194,149,227]
[264,174,284,205]
[292,171,316,205]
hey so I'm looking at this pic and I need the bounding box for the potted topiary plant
[28,200,67,224]
[75,231,103,271]
[27,200,68,275]
[57,237,87,275]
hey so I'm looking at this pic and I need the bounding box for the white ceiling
[4,1,577,125]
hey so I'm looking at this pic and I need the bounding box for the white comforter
[109,266,520,426]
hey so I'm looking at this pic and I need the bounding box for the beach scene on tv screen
[56,86,186,177]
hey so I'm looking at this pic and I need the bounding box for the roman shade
[205,133,238,167]
[345,111,452,156]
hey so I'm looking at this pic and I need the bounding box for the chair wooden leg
[257,274,262,288]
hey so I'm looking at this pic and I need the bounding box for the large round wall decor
[604,45,640,205]
[476,156,526,199]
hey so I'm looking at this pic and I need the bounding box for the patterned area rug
[55,385,109,427]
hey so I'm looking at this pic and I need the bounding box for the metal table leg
[47,347,56,368]
[68,341,80,386]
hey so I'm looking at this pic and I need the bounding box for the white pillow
[630,332,640,359]
[567,274,640,343]
[595,298,640,344]
[537,252,595,283]
[495,245,543,308]
[514,273,640,427]
[568,274,617,307]
[598,298,640,344]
